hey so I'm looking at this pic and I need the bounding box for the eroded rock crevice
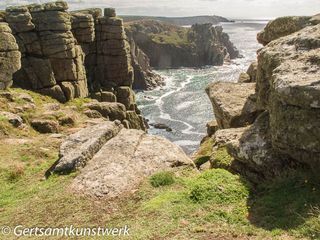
[205,16,320,182]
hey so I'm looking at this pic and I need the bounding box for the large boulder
[206,82,260,129]
[71,128,193,198]
[256,24,320,168]
[47,121,123,174]
[84,102,127,121]
[257,16,316,45]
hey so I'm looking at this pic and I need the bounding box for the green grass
[150,30,190,47]
[211,146,234,170]
[1,89,320,239]
[150,171,175,187]
[193,137,214,168]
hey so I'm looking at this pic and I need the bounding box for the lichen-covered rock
[246,61,258,82]
[84,102,127,121]
[47,121,122,174]
[116,86,135,110]
[71,128,193,198]
[206,82,260,129]
[5,1,88,101]
[238,72,251,83]
[225,112,293,182]
[256,24,320,169]
[257,16,316,45]
[0,22,21,90]
[94,12,134,88]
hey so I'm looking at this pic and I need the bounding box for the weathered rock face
[256,24,320,168]
[47,121,193,198]
[0,22,21,90]
[5,3,88,102]
[126,29,164,90]
[126,20,240,69]
[207,16,320,182]
[71,127,193,198]
[257,15,319,45]
[48,121,123,174]
[206,82,260,129]
[84,101,146,131]
[2,2,146,131]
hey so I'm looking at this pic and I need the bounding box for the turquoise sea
[136,21,267,154]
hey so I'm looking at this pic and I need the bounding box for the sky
[1,0,319,19]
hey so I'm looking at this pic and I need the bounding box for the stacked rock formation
[5,2,88,102]
[70,8,102,92]
[94,8,134,89]
[2,2,146,131]
[206,15,320,182]
[0,22,21,90]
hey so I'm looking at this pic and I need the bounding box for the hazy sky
[1,0,319,19]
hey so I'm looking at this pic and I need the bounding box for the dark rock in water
[151,123,173,132]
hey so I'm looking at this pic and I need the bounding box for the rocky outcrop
[207,16,320,182]
[256,24,320,168]
[0,22,21,90]
[206,82,260,129]
[126,30,164,90]
[2,2,146,131]
[72,127,193,198]
[47,121,193,198]
[122,15,231,26]
[126,20,240,69]
[48,121,123,174]
[5,3,88,102]
[257,15,320,45]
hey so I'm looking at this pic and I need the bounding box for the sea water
[136,21,267,155]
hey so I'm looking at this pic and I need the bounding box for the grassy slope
[0,89,319,239]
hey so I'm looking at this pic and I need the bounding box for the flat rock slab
[206,82,260,129]
[72,128,193,198]
[48,121,123,174]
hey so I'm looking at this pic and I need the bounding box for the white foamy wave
[173,140,199,147]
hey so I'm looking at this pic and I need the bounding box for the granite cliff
[201,14,320,183]
[121,15,232,26]
[125,20,240,69]
[1,2,147,130]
